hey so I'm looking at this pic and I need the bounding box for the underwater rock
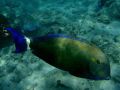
[6,62,16,73]
[97,15,111,24]
[56,80,69,89]
[101,0,115,7]
[115,36,120,43]
[0,6,15,19]
[0,0,5,6]
[99,0,108,7]
[92,35,103,45]
[97,1,120,21]
[5,0,20,8]
[49,26,65,34]
[109,1,120,20]
[0,67,8,77]
[81,19,95,33]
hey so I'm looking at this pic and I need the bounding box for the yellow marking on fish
[91,57,96,62]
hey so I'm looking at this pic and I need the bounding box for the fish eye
[90,57,101,64]
[96,59,101,64]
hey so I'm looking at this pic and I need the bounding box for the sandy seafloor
[0,0,120,90]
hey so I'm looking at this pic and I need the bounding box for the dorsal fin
[34,34,92,45]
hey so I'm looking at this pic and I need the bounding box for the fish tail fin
[4,28,30,53]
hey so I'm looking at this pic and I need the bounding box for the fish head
[89,55,110,80]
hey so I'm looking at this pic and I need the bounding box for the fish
[4,28,110,80]
[14,14,40,31]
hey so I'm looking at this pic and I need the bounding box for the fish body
[15,15,40,31]
[5,28,110,80]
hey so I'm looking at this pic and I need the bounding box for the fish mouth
[105,76,111,80]
[93,76,111,80]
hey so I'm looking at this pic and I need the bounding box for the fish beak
[105,76,111,80]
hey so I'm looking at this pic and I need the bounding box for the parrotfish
[14,15,40,31]
[4,28,110,80]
